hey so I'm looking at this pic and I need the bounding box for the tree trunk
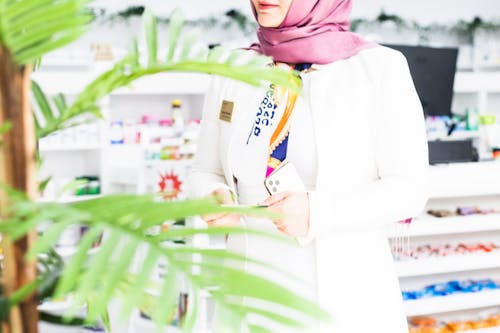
[0,46,39,333]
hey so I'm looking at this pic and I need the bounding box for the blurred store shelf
[39,144,102,152]
[456,328,500,333]
[144,159,194,168]
[454,72,500,93]
[405,289,500,316]
[387,214,500,238]
[32,71,209,95]
[395,251,500,277]
[32,70,500,95]
[55,246,99,259]
[428,162,500,199]
[37,194,103,204]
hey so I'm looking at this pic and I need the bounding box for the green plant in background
[0,1,324,333]
[349,9,500,44]
[94,5,500,44]
[224,9,257,35]
[452,17,500,44]
[375,11,408,29]
[94,5,257,36]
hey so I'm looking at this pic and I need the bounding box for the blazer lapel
[218,86,263,194]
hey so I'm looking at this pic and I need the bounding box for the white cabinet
[391,162,500,329]
[454,72,500,116]
[33,70,208,200]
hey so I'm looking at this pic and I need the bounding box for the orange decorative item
[411,317,437,327]
[158,170,183,200]
[409,312,500,333]
[446,321,472,331]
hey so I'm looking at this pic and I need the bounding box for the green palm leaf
[143,8,158,67]
[52,93,68,115]
[0,0,93,65]
[151,267,178,326]
[5,5,325,332]
[31,80,55,126]
[0,122,12,135]
[119,246,160,318]
[166,9,184,62]
[0,122,13,148]
[182,287,198,332]
[2,193,329,331]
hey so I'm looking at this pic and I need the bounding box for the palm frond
[143,9,158,67]
[38,176,52,193]
[0,0,93,65]
[0,121,12,148]
[52,94,68,115]
[36,9,301,139]
[0,122,12,135]
[1,193,329,332]
[9,250,64,308]
[31,80,55,125]
[32,76,104,138]
[166,9,184,63]
[7,6,326,331]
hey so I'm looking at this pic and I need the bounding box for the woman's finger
[277,224,288,234]
[266,200,285,212]
[262,191,291,206]
[202,212,227,223]
[272,218,284,227]
[204,213,240,224]
[211,214,241,227]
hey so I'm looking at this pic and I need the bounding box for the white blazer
[190,46,429,332]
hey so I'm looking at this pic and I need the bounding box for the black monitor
[384,44,458,117]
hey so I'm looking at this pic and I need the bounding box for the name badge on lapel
[219,100,234,123]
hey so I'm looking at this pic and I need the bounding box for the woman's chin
[258,15,283,28]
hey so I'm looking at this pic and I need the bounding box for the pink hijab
[250,0,376,64]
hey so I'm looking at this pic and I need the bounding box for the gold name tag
[219,100,234,122]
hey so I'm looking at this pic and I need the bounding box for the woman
[190,0,429,332]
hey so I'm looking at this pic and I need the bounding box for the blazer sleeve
[308,51,429,237]
[189,76,232,198]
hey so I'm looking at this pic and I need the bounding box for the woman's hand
[263,191,310,237]
[201,188,241,227]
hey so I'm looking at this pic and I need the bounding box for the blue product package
[459,280,482,293]
[447,280,461,291]
[479,279,499,290]
[110,121,124,144]
[422,288,435,298]
[413,290,425,299]
[429,282,453,296]
[402,290,425,300]
[402,292,414,300]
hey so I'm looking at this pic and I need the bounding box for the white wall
[92,0,252,18]
[48,1,500,69]
[92,0,500,23]
[351,0,500,23]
